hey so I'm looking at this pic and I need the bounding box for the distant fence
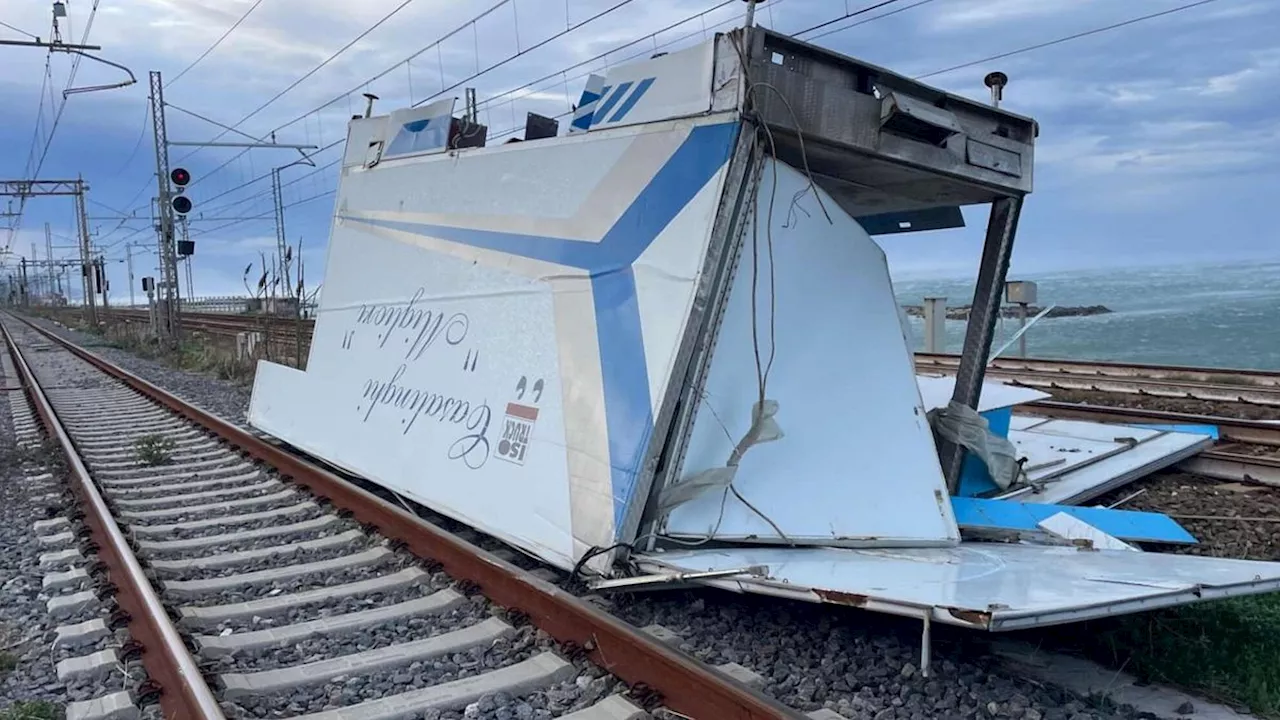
[118,295,318,318]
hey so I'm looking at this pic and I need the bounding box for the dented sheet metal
[1001,417,1214,505]
[950,497,1196,545]
[636,546,1280,631]
[659,160,959,548]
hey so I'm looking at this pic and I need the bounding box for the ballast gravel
[0,441,72,711]
[185,553,420,606]
[209,578,451,635]
[227,597,494,673]
[158,538,380,582]
[31,322,1161,720]
[23,316,254,426]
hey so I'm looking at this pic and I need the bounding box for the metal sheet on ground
[915,375,1050,413]
[1004,417,1214,505]
[660,160,958,547]
[636,545,1280,631]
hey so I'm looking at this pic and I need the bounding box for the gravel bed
[66,667,133,703]
[1096,470,1280,561]
[0,433,71,710]
[146,524,355,559]
[187,553,419,606]
[226,624,546,719]
[23,325,1173,719]
[102,473,262,501]
[225,597,495,673]
[211,573,454,635]
[158,539,381,581]
[95,458,250,481]
[23,316,254,426]
[122,493,309,526]
[614,591,1135,720]
[137,504,328,542]
[111,479,290,512]
[1047,388,1280,420]
[52,630,121,663]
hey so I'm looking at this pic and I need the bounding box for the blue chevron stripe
[342,120,740,530]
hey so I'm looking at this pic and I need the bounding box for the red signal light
[170,168,191,186]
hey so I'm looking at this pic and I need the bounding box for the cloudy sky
[1,0,1276,301]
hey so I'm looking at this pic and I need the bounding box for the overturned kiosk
[249,25,1280,664]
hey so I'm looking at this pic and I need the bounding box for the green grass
[0,701,63,720]
[133,434,176,465]
[1036,595,1280,717]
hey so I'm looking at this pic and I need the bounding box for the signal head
[170,167,191,187]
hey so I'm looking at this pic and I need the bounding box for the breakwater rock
[901,304,1112,320]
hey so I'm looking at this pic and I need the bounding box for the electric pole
[45,223,57,301]
[75,175,97,326]
[271,166,289,302]
[149,70,181,343]
[29,242,39,300]
[126,242,136,308]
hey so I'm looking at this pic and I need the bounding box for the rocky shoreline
[902,304,1112,320]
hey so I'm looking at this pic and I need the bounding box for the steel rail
[1023,400,1280,447]
[0,317,226,720]
[16,316,802,720]
[915,352,1280,387]
[916,363,1280,407]
[1183,450,1280,488]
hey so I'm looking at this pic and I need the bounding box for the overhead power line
[794,0,911,36]
[6,0,103,255]
[917,0,1223,79]
[177,0,446,172]
[165,0,268,87]
[180,0,644,196]
[185,0,742,223]
[0,19,39,38]
[803,0,937,42]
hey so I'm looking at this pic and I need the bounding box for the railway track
[0,314,798,720]
[87,310,1280,411]
[1023,400,1280,487]
[916,353,1280,407]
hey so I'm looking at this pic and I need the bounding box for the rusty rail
[0,316,226,720]
[1025,399,1280,447]
[915,352,1280,386]
[16,315,801,720]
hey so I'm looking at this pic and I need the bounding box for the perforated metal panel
[741,29,1035,219]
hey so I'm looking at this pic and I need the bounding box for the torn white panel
[1037,512,1138,552]
[661,159,958,548]
[916,375,1050,413]
[636,545,1280,631]
[1003,417,1214,505]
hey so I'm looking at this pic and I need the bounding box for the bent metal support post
[12,315,802,720]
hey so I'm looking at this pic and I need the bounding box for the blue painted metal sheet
[956,407,1012,497]
[1132,423,1220,440]
[951,496,1197,545]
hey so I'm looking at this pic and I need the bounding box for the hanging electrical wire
[181,0,645,194]
[165,0,268,87]
[803,0,937,42]
[916,0,1223,79]
[0,19,40,37]
[793,0,911,37]
[176,0,746,222]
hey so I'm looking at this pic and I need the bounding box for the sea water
[892,260,1280,371]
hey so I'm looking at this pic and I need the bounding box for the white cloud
[922,0,1105,30]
